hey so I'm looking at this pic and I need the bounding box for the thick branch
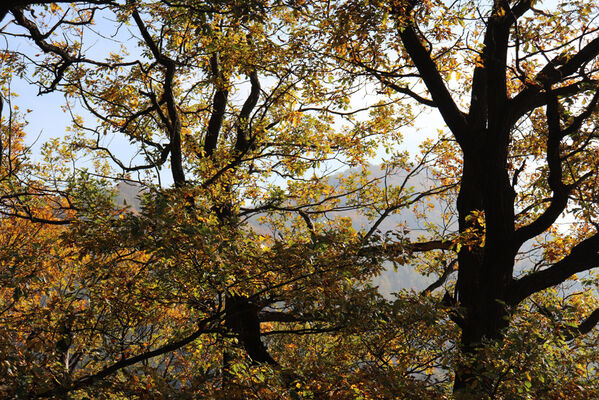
[4,1,113,26]
[235,70,260,153]
[513,85,567,244]
[397,22,469,146]
[514,86,598,245]
[226,294,276,365]
[382,79,436,107]
[562,89,599,137]
[469,1,514,130]
[364,67,436,107]
[11,8,77,93]
[131,10,185,186]
[510,81,598,125]
[204,53,229,158]
[573,308,599,336]
[421,259,458,296]
[0,209,71,224]
[537,303,599,341]
[544,84,566,193]
[508,233,599,305]
[510,36,599,122]
[559,308,599,341]
[511,0,534,18]
[538,36,599,86]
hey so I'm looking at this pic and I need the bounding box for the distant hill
[114,181,146,212]
[112,166,450,296]
[112,168,583,298]
[332,165,448,295]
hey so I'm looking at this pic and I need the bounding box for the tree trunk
[225,293,276,365]
[453,139,517,397]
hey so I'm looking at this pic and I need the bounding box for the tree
[2,0,599,399]
[320,0,599,397]
[1,1,429,397]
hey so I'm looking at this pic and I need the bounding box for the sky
[2,4,445,190]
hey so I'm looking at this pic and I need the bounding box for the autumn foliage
[1,1,599,399]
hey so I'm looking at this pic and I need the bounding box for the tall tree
[321,0,599,397]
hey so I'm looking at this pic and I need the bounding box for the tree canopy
[1,0,599,398]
